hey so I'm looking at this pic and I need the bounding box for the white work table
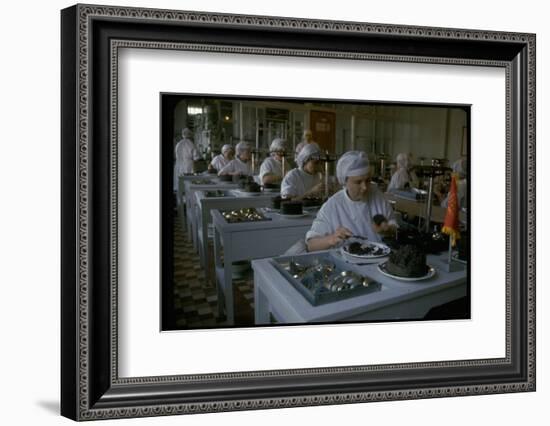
[177,174,214,233]
[212,208,316,324]
[195,189,279,281]
[252,251,467,325]
[177,174,213,208]
[183,179,238,248]
[384,192,467,224]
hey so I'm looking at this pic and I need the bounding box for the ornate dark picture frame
[61,4,536,421]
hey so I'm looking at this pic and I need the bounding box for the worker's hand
[327,227,353,247]
[308,182,325,196]
[372,221,389,233]
[373,222,396,236]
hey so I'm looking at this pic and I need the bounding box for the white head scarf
[296,143,321,169]
[235,141,251,156]
[396,152,409,169]
[452,158,467,178]
[181,127,193,139]
[336,151,370,185]
[269,138,286,153]
[221,144,233,155]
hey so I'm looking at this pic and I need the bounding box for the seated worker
[259,138,286,185]
[386,152,417,192]
[294,129,320,163]
[440,158,468,209]
[209,144,234,173]
[306,151,397,252]
[281,143,323,200]
[218,141,252,176]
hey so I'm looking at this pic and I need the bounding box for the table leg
[223,237,234,325]
[185,194,192,241]
[213,227,224,318]
[183,199,189,238]
[197,209,204,268]
[191,203,199,251]
[254,277,270,325]
[201,209,210,281]
[176,186,186,236]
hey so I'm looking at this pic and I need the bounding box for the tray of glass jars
[272,252,381,306]
[221,208,272,224]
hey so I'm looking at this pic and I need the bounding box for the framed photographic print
[61,3,535,421]
[161,93,471,330]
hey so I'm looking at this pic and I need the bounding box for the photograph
[163,95,470,330]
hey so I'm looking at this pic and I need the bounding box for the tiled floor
[173,216,255,329]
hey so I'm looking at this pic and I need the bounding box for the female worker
[218,141,253,176]
[209,144,234,173]
[294,129,320,162]
[173,127,201,189]
[387,152,417,192]
[259,138,286,185]
[281,143,323,199]
[306,151,397,251]
[440,158,468,209]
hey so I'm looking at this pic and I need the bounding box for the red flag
[442,174,460,247]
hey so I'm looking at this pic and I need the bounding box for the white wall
[187,102,466,161]
[334,106,467,161]
[0,1,546,425]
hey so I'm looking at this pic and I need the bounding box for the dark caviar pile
[387,244,428,277]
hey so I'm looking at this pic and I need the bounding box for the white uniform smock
[386,168,419,192]
[259,156,282,182]
[294,141,320,162]
[306,186,396,244]
[210,154,229,172]
[280,168,321,199]
[174,137,201,189]
[218,157,252,176]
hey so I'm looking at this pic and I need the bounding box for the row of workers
[174,127,467,208]
[174,128,316,178]
[387,152,467,208]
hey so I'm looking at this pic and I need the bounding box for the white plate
[262,187,280,193]
[340,251,388,265]
[341,241,391,259]
[377,261,436,282]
